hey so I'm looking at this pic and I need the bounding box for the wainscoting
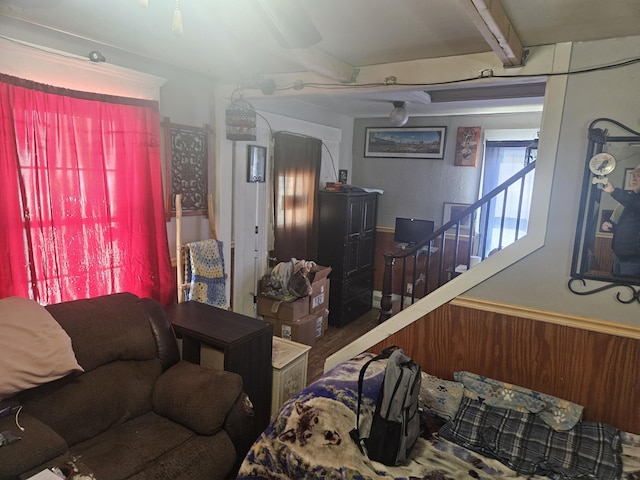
[368,297,640,435]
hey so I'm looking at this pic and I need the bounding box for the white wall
[467,35,640,326]
[225,110,344,317]
[160,71,221,262]
[0,27,352,316]
[246,95,355,181]
[353,112,542,228]
[330,37,639,372]
[6,21,639,326]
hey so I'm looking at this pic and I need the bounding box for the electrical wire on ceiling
[249,56,640,95]
[5,31,639,99]
[321,141,338,182]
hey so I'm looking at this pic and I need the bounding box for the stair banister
[379,160,536,321]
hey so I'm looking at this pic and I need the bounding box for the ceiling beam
[291,47,359,83]
[457,0,524,66]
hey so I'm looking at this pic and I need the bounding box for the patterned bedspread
[237,353,640,480]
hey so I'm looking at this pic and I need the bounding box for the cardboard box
[310,265,331,285]
[284,312,324,347]
[267,311,327,347]
[309,266,331,314]
[257,295,309,322]
[258,266,330,320]
[320,280,330,331]
[309,278,328,314]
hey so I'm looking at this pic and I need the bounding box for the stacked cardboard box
[258,266,331,346]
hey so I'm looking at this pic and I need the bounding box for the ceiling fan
[250,0,358,83]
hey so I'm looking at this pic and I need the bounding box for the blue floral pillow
[419,372,464,420]
[454,371,583,431]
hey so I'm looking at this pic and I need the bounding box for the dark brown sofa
[0,293,255,480]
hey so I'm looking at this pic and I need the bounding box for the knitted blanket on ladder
[184,239,227,308]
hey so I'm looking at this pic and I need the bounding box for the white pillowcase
[0,296,83,400]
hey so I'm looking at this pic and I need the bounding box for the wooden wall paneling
[370,302,640,435]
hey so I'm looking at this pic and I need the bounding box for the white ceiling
[2,0,640,118]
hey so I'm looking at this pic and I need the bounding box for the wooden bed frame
[369,297,640,435]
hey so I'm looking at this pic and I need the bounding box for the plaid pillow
[439,397,622,480]
[454,371,583,430]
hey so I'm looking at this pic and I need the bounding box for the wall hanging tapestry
[163,117,212,219]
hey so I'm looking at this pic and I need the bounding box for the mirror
[569,118,640,303]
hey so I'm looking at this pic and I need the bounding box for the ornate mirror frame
[569,118,640,304]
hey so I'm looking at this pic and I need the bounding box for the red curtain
[0,74,174,305]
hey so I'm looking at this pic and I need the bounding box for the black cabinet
[317,191,378,327]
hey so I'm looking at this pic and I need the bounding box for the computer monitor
[393,217,435,245]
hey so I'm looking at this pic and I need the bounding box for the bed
[237,352,640,480]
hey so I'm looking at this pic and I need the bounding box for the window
[0,74,174,305]
[480,140,535,255]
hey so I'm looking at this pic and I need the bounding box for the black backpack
[350,346,421,466]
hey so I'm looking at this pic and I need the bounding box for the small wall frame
[162,117,212,219]
[443,202,473,235]
[454,126,481,167]
[247,145,267,182]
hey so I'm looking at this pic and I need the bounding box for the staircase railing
[379,160,537,321]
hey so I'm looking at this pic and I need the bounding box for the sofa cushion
[45,292,160,372]
[72,411,196,480]
[153,361,243,435]
[125,430,236,480]
[0,296,83,400]
[20,359,162,446]
[77,412,236,480]
[0,412,68,479]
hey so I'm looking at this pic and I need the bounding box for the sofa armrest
[224,391,256,475]
[152,360,243,435]
[0,412,68,479]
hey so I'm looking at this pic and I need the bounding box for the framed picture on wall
[443,202,473,234]
[247,145,267,182]
[162,118,211,220]
[454,126,481,167]
[364,126,447,159]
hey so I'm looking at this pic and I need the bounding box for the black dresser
[317,190,378,327]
